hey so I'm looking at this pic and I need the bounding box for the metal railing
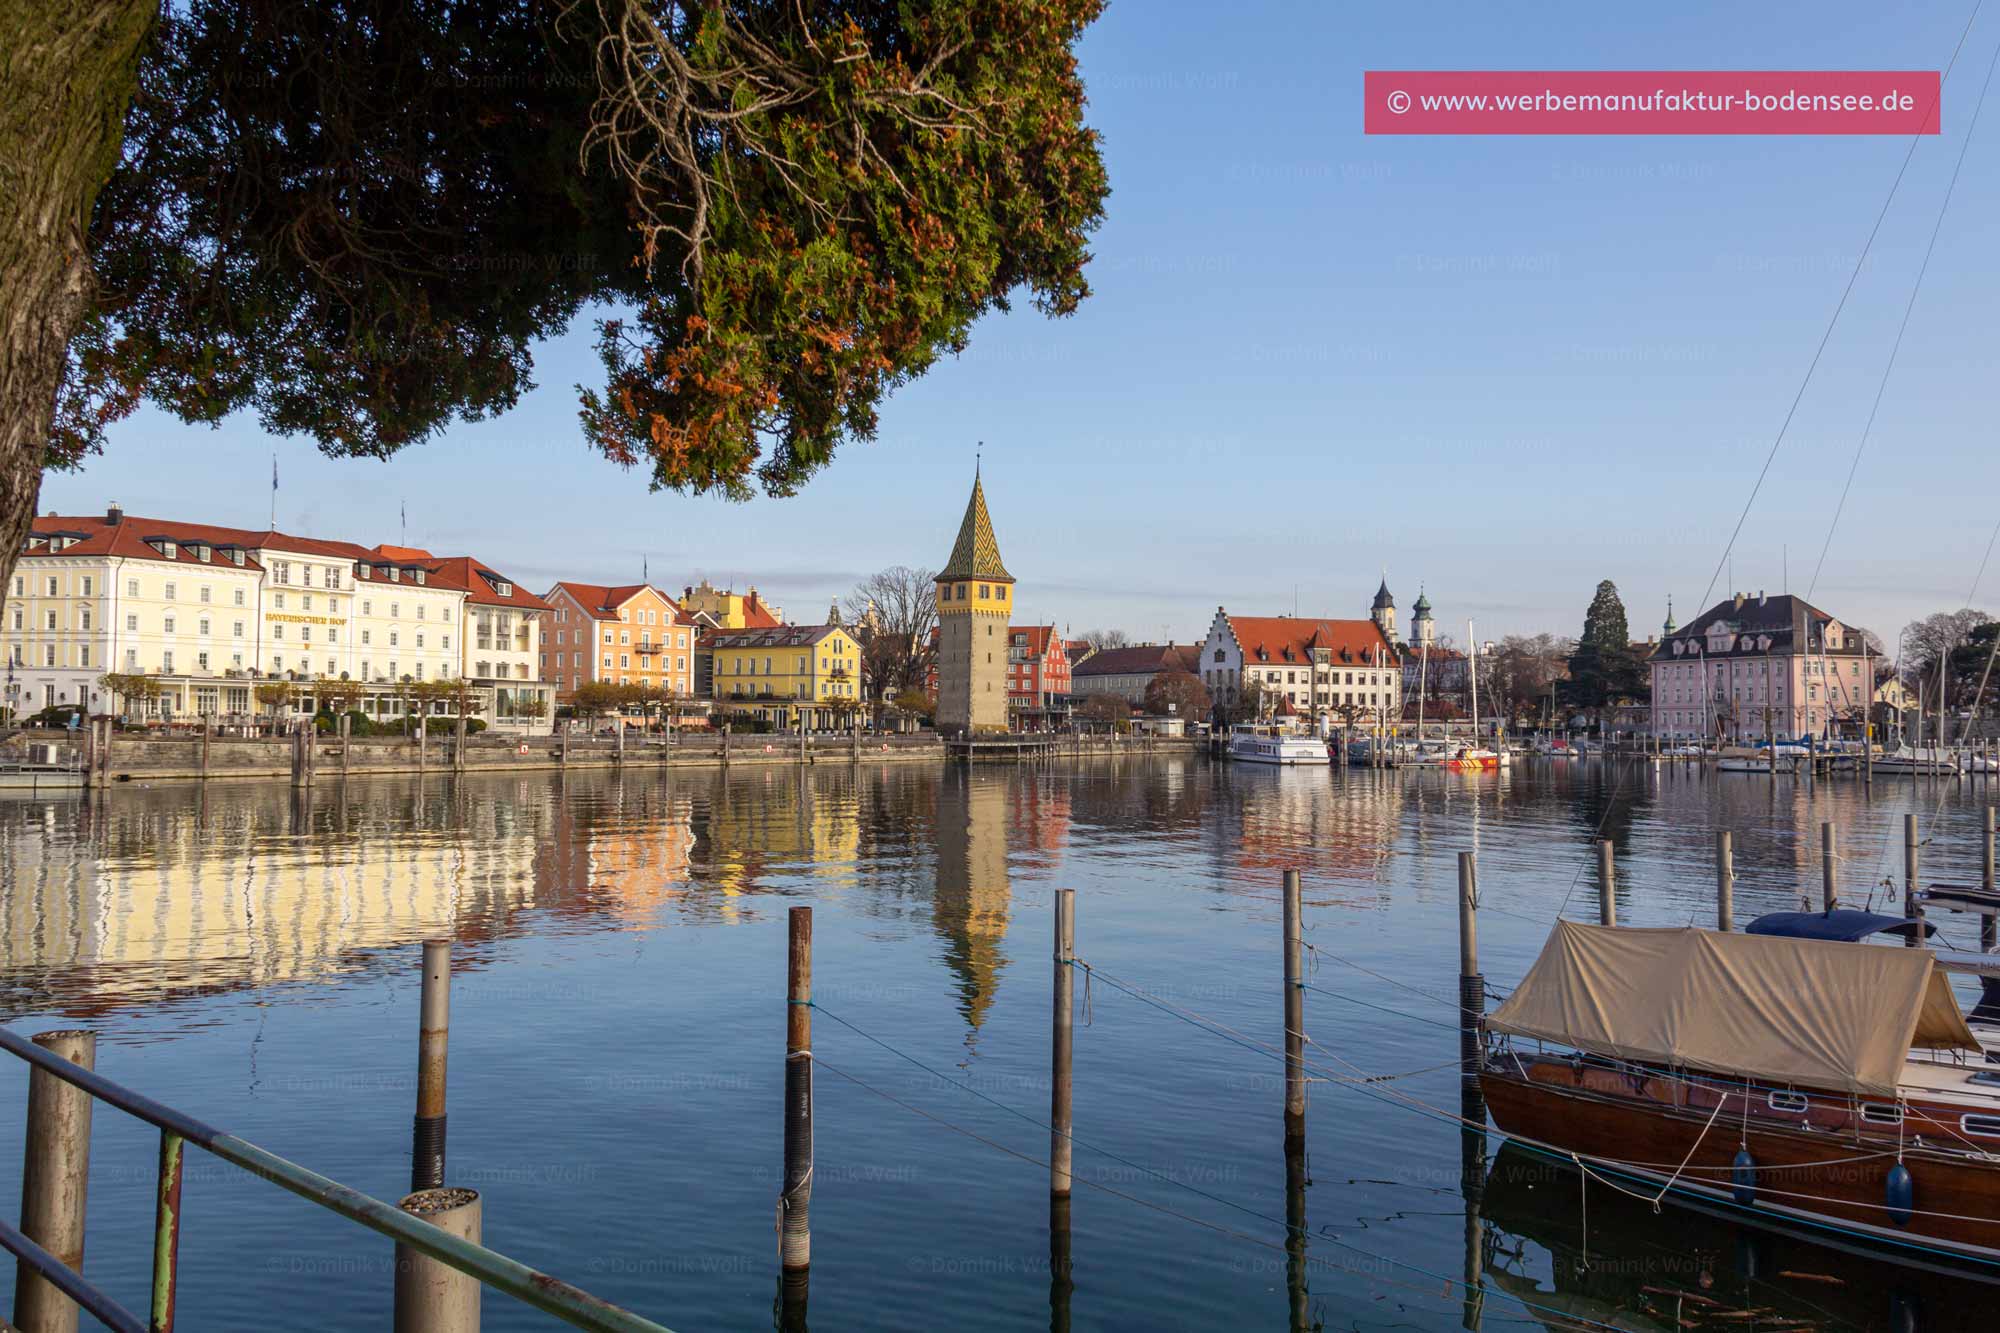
[0,1026,677,1333]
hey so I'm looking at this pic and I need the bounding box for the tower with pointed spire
[1370,576,1396,639]
[1662,597,1677,636]
[1410,587,1435,649]
[935,467,1015,736]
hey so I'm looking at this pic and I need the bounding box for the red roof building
[1199,607,1401,724]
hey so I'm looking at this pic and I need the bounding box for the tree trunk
[0,1,154,609]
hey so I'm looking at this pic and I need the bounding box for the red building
[1007,625,1071,716]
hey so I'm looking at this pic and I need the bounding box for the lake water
[1,757,1996,1331]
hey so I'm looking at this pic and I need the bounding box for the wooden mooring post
[418,717,428,774]
[200,717,212,781]
[1904,814,1922,946]
[393,1187,481,1333]
[454,717,466,773]
[1821,821,1837,912]
[1051,889,1076,1198]
[15,1029,96,1333]
[1597,840,1616,927]
[781,907,813,1272]
[411,940,450,1192]
[1282,869,1305,1147]
[339,713,351,780]
[1985,807,1997,954]
[1716,831,1734,930]
[1457,852,1484,1114]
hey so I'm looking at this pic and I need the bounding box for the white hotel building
[4,504,553,730]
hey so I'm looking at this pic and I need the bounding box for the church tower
[1371,577,1396,640]
[1410,588,1435,649]
[936,470,1014,736]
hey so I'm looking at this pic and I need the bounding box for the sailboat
[1479,919,2000,1264]
[1445,621,1501,771]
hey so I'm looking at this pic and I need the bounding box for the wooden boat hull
[1481,1061,2000,1264]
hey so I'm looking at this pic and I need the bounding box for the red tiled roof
[422,556,552,611]
[1071,644,1196,678]
[27,515,269,570]
[1224,616,1399,667]
[1008,625,1060,657]
[740,590,782,628]
[546,581,692,623]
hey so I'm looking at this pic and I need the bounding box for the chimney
[1758,589,1767,606]
[106,502,124,525]
[1732,592,1745,611]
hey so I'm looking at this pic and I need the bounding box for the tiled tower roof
[939,476,1012,582]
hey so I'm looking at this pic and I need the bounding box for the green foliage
[57,0,1108,502]
[1565,580,1648,715]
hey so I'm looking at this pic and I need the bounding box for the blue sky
[42,1,2000,650]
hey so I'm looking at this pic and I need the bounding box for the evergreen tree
[1564,580,1648,731]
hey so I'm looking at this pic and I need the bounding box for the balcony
[634,641,661,655]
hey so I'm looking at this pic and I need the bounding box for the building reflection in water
[930,768,1016,1048]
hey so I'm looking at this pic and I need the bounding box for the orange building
[540,582,696,702]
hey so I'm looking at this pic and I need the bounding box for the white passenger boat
[1227,723,1330,766]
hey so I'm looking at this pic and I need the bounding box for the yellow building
[709,623,861,730]
[679,579,784,631]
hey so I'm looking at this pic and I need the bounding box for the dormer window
[388,566,400,582]
[358,564,371,580]
[414,569,426,586]
[231,548,245,566]
[496,581,512,598]
[195,545,210,562]
[163,541,178,559]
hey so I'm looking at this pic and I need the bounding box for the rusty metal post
[412,940,450,1192]
[1984,807,1997,954]
[1821,821,1837,912]
[15,1029,96,1333]
[1597,840,1616,927]
[1283,868,1305,1146]
[781,907,813,1271]
[393,1187,481,1333]
[1905,814,1921,946]
[1716,831,1734,930]
[151,1131,184,1333]
[1051,889,1075,1198]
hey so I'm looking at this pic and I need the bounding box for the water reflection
[1480,1142,1995,1333]
[2,758,1998,1332]
[932,767,1014,1044]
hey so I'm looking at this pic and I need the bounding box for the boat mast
[1467,620,1480,749]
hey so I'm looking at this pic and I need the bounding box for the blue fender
[1886,1162,1914,1227]
[1731,1148,1757,1206]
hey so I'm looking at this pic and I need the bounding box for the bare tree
[1490,634,1571,724]
[1079,628,1130,650]
[844,565,937,699]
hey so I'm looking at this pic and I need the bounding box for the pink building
[1648,593,1874,741]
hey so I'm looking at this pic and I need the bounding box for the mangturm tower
[936,469,1014,737]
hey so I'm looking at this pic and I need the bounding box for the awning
[1487,920,1978,1097]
